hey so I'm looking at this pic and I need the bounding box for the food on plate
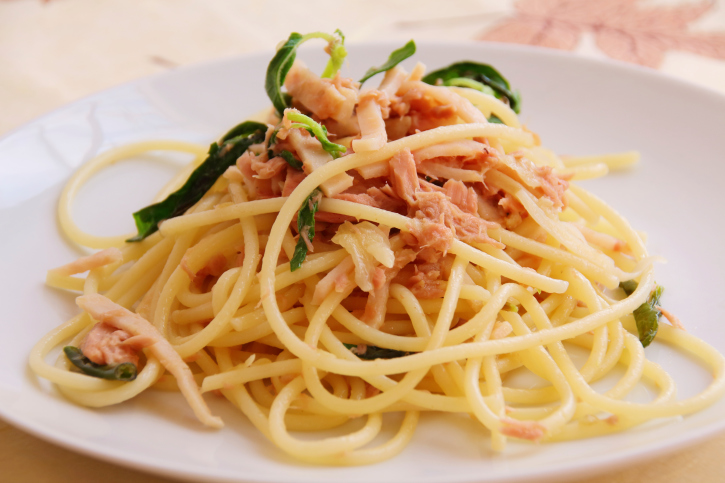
[30,30,725,465]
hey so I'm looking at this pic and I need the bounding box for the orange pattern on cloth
[479,0,725,67]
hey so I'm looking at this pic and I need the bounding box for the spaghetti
[29,33,725,465]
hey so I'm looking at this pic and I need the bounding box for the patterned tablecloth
[1,0,724,482]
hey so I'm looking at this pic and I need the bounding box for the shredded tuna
[498,193,527,229]
[236,151,274,199]
[282,166,307,197]
[413,191,504,248]
[398,80,487,124]
[284,60,358,122]
[366,187,407,213]
[418,179,445,193]
[444,180,478,214]
[312,256,356,305]
[408,264,445,299]
[362,249,417,329]
[389,148,419,204]
[371,267,387,290]
[48,248,122,277]
[411,141,493,185]
[383,145,503,249]
[418,162,483,183]
[535,165,569,209]
[314,212,356,224]
[251,155,288,179]
[500,418,546,441]
[76,293,223,429]
[366,382,382,398]
[188,254,228,288]
[335,188,406,214]
[656,306,685,330]
[416,246,444,264]
[300,230,314,253]
[493,150,569,209]
[391,86,459,132]
[407,219,455,254]
[80,322,140,366]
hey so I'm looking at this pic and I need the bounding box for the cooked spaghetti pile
[30,32,725,465]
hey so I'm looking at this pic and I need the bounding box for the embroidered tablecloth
[1,1,724,481]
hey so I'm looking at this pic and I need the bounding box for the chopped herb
[635,285,663,348]
[266,33,305,116]
[322,29,347,79]
[619,280,638,296]
[343,343,409,360]
[359,40,416,84]
[504,303,519,313]
[129,121,267,241]
[279,150,304,170]
[290,189,322,271]
[267,128,303,170]
[488,114,504,124]
[620,280,664,347]
[286,111,346,159]
[442,77,497,97]
[265,30,346,116]
[266,128,279,160]
[63,346,137,381]
[422,61,521,113]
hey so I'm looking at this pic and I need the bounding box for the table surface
[2,0,725,482]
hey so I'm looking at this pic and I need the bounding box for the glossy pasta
[29,35,725,466]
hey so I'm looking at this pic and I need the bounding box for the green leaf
[442,77,497,97]
[320,30,347,79]
[634,302,659,348]
[266,128,303,170]
[488,114,504,124]
[220,120,266,143]
[286,111,346,159]
[343,343,409,360]
[267,128,279,160]
[290,189,322,271]
[265,32,305,116]
[422,61,521,113]
[128,121,267,241]
[279,150,303,170]
[359,40,416,84]
[504,302,519,313]
[64,346,137,381]
[619,280,638,296]
[334,29,345,44]
[265,31,347,116]
[623,281,664,348]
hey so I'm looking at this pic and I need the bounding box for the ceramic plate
[1,41,724,483]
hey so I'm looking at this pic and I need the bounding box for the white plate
[1,41,725,483]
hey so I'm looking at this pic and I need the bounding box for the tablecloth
[2,0,724,481]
